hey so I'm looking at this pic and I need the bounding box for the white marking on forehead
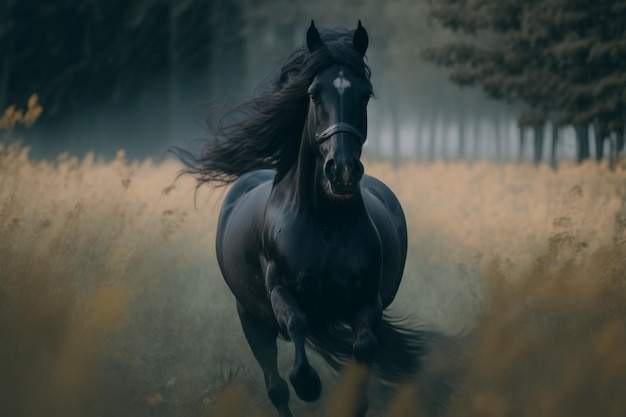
[333,70,351,96]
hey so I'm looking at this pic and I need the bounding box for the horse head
[305,21,371,197]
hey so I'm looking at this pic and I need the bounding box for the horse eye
[310,95,320,104]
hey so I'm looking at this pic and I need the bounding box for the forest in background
[423,0,626,167]
[3,0,624,164]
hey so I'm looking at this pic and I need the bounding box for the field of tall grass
[1,140,625,417]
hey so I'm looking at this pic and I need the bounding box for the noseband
[315,122,366,145]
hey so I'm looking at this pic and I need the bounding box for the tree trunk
[0,2,15,110]
[518,126,525,162]
[168,0,181,145]
[428,107,437,161]
[390,95,400,166]
[594,122,608,161]
[413,111,421,160]
[499,108,509,162]
[458,111,465,160]
[472,114,480,162]
[213,0,246,101]
[533,124,544,164]
[575,124,590,163]
[0,48,9,111]
[550,123,559,169]
[617,127,625,159]
[608,133,617,170]
[494,111,501,161]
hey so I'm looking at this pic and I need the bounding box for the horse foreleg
[351,298,382,364]
[344,299,382,417]
[270,285,322,402]
[236,302,293,417]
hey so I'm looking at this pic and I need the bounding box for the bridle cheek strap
[315,122,366,145]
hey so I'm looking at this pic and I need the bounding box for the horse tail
[306,313,458,385]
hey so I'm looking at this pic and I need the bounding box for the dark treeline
[1,0,244,158]
[2,0,622,165]
[423,0,626,168]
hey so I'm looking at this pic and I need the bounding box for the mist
[3,1,626,416]
[2,0,551,163]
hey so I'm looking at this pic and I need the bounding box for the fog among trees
[2,0,624,165]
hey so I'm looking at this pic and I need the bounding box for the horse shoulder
[361,176,405,223]
[360,175,408,308]
[216,170,275,312]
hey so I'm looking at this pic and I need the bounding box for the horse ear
[353,20,368,58]
[307,20,323,53]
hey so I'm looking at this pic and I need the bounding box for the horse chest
[271,223,381,317]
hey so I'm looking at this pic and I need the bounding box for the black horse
[174,21,439,417]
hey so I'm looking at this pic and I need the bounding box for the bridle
[315,122,366,145]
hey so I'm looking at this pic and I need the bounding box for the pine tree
[423,0,626,164]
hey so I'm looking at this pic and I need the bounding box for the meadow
[1,140,625,417]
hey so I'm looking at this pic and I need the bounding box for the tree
[422,0,626,165]
[0,0,227,157]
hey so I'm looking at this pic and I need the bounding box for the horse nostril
[354,160,364,181]
[324,159,337,181]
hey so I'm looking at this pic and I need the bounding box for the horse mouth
[329,182,358,196]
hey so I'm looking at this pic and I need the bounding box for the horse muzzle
[324,158,364,195]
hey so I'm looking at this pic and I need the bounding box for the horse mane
[171,27,372,187]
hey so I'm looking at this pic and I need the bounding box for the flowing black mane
[172,27,372,187]
[177,22,453,417]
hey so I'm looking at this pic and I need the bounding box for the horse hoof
[353,329,378,363]
[289,364,322,402]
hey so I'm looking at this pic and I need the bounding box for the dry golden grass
[444,239,626,417]
[1,141,625,416]
[0,142,225,416]
[0,94,42,133]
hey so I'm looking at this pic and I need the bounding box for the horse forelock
[293,28,371,86]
